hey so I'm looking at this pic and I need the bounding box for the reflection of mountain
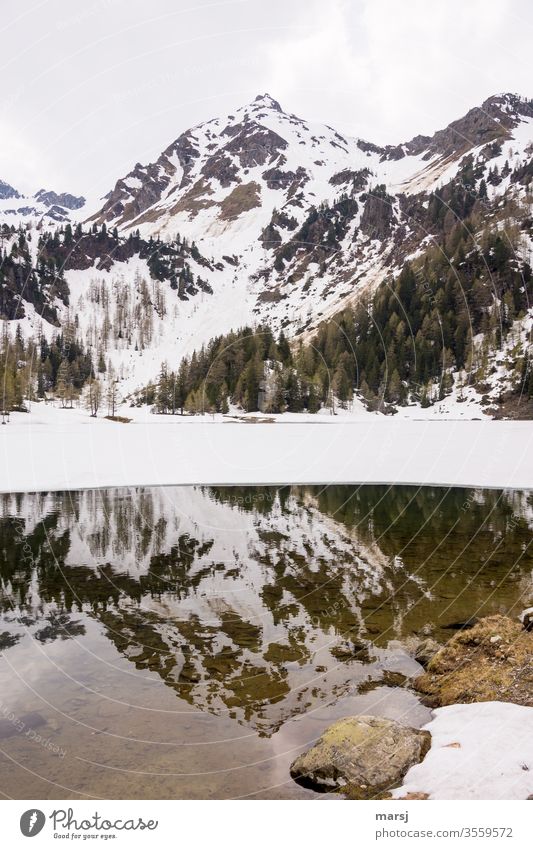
[0,485,532,735]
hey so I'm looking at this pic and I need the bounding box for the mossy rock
[290,715,430,794]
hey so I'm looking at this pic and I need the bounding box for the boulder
[290,715,430,796]
[414,637,442,668]
[520,607,533,632]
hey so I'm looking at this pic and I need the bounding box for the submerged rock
[441,617,479,631]
[414,638,442,669]
[381,670,409,687]
[387,635,442,670]
[289,715,430,796]
[330,638,373,663]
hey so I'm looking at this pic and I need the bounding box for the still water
[0,485,532,799]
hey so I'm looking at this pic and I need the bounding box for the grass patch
[105,415,132,424]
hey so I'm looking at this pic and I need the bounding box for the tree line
[148,219,533,414]
[0,321,121,419]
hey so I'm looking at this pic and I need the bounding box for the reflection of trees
[307,485,533,634]
[0,631,20,649]
[310,485,533,558]
[34,612,85,643]
[207,485,290,515]
[0,511,70,610]
[0,485,532,734]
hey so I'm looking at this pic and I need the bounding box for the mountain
[1,91,532,414]
[0,179,20,200]
[89,92,533,235]
[84,91,533,335]
[0,181,86,226]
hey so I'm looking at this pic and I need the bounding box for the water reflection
[1,485,532,744]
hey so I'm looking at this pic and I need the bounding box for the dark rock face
[35,189,85,210]
[88,131,201,227]
[329,168,371,190]
[44,205,74,222]
[261,165,309,201]
[167,131,202,183]
[290,715,431,795]
[0,179,20,200]
[252,93,283,113]
[109,162,172,225]
[262,166,298,190]
[260,209,298,246]
[482,92,533,123]
[359,186,395,240]
[426,105,508,158]
[383,93,533,162]
[357,139,384,156]
[89,164,167,226]
[201,151,240,188]
[3,205,38,217]
[224,123,287,169]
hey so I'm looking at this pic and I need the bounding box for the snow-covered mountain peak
[86,92,375,243]
[0,179,20,200]
[3,91,532,402]
[90,89,533,250]
[481,92,533,122]
[0,181,86,226]
[249,92,283,112]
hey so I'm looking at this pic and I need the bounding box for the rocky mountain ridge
[83,91,533,337]
[1,91,532,405]
[0,180,86,226]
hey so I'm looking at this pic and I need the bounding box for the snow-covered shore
[394,702,533,800]
[1,403,532,493]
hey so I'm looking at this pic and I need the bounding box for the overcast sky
[0,0,531,198]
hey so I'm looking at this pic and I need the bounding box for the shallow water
[0,484,531,799]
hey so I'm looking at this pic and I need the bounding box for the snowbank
[394,701,533,800]
[0,403,532,493]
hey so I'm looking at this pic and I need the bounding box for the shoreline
[292,616,533,800]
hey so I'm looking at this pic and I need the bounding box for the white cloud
[0,0,531,193]
[261,0,533,142]
[0,118,60,195]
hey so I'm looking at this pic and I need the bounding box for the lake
[0,484,532,799]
